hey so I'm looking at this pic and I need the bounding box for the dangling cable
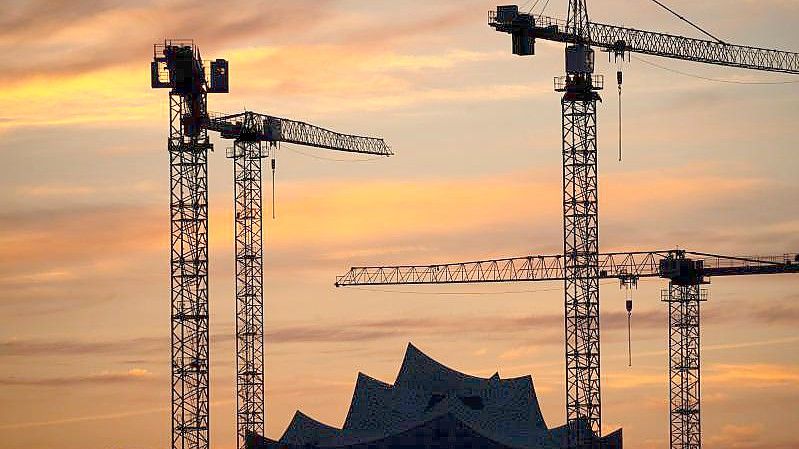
[271,157,276,219]
[617,70,623,162]
[646,0,725,44]
[270,145,277,220]
[621,275,637,367]
[626,296,633,367]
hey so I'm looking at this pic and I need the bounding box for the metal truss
[663,284,706,449]
[562,93,601,448]
[169,91,210,449]
[535,14,799,73]
[566,0,591,40]
[336,251,797,286]
[228,139,268,449]
[207,111,392,155]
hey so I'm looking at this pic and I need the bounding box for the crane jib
[489,10,799,74]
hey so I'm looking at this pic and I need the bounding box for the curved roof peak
[396,342,478,388]
[397,342,533,390]
[355,371,392,388]
[280,410,339,446]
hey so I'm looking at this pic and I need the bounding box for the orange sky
[1,1,798,449]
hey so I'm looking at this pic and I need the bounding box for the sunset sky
[1,1,798,449]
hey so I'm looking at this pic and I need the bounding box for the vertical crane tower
[496,2,605,445]
[151,40,229,449]
[559,2,602,447]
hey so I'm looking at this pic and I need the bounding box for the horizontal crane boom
[335,250,799,286]
[207,111,392,156]
[489,11,799,74]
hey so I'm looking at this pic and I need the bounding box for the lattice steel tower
[560,1,603,446]
[660,255,708,449]
[227,131,269,448]
[152,40,229,449]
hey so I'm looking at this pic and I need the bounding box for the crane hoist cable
[632,54,799,84]
[271,156,276,220]
[646,0,725,44]
[617,70,623,162]
[619,275,637,366]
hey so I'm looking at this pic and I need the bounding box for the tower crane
[335,4,798,448]
[207,111,391,449]
[152,40,392,449]
[151,40,229,449]
[491,2,796,448]
[336,250,799,449]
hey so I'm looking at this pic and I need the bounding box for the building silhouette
[247,343,622,449]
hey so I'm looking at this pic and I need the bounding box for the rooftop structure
[247,343,622,449]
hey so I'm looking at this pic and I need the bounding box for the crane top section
[151,40,229,95]
[335,250,799,287]
[489,7,799,74]
[207,111,393,156]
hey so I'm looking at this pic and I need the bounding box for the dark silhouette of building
[247,343,622,449]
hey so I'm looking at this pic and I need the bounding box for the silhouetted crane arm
[207,111,392,156]
[335,250,799,286]
[489,11,799,74]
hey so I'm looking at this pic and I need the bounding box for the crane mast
[563,0,603,446]
[229,136,268,448]
[151,40,229,449]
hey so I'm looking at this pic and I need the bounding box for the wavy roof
[276,343,562,449]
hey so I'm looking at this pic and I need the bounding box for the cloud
[707,424,765,449]
[705,363,799,388]
[498,345,539,361]
[0,1,494,128]
[0,0,337,84]
[748,296,799,325]
[605,371,663,389]
[0,337,161,357]
[0,368,154,387]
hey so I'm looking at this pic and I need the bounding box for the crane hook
[620,274,637,367]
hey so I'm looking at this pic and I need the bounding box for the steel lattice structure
[168,83,211,449]
[207,112,392,155]
[663,283,705,449]
[153,40,227,449]
[335,251,798,286]
[566,0,591,39]
[562,95,601,448]
[531,14,799,74]
[229,139,268,448]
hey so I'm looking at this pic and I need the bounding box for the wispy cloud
[0,368,154,387]
[0,337,161,357]
[705,363,799,387]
